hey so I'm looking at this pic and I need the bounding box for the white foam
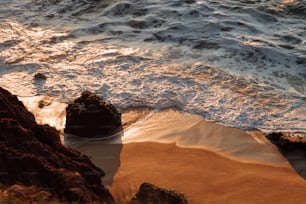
[0,0,305,136]
[18,96,67,132]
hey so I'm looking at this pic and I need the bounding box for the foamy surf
[1,0,305,135]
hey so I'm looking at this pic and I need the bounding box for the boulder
[0,87,114,203]
[0,87,189,203]
[266,132,306,150]
[131,182,189,204]
[64,91,122,138]
[34,73,47,80]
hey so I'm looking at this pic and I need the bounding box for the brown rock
[0,87,36,128]
[65,91,122,138]
[131,182,189,204]
[0,87,113,203]
[34,73,47,80]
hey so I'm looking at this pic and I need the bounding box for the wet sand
[18,97,306,203]
[109,142,306,204]
[70,140,306,204]
[67,109,306,204]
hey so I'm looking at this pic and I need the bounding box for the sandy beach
[63,108,306,204]
[110,142,306,204]
[2,1,306,202]
[68,139,306,203]
[16,97,306,203]
[16,96,306,203]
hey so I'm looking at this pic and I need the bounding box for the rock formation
[65,91,122,138]
[34,73,47,80]
[0,87,189,203]
[131,182,189,204]
[0,87,113,203]
[266,132,306,150]
[0,87,36,128]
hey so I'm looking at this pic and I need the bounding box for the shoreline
[17,95,306,203]
[19,96,289,167]
[69,141,306,203]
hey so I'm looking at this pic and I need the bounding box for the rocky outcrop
[0,87,113,203]
[0,87,189,203]
[34,73,47,80]
[0,87,36,128]
[266,132,306,150]
[131,183,189,204]
[64,91,122,138]
[266,132,306,179]
[0,184,54,203]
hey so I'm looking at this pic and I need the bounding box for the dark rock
[185,0,196,4]
[64,91,122,138]
[266,132,284,145]
[131,182,189,204]
[266,132,306,179]
[128,20,147,29]
[0,87,114,203]
[34,73,47,80]
[193,40,219,50]
[0,87,36,129]
[221,27,233,32]
[0,184,55,203]
[38,99,52,109]
[266,132,306,149]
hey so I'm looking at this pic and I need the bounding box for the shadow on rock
[266,132,306,179]
[131,182,189,204]
[64,91,122,138]
[0,87,114,203]
[64,90,124,186]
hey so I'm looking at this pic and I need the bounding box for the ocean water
[0,0,305,136]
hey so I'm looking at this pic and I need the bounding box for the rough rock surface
[131,182,189,204]
[65,91,122,138]
[0,87,36,128]
[0,87,113,203]
[34,73,47,80]
[0,184,54,203]
[266,132,306,150]
[266,132,306,179]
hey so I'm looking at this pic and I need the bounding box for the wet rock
[266,132,284,145]
[128,20,147,29]
[266,132,306,179]
[131,182,189,204]
[64,91,122,138]
[38,99,52,109]
[34,73,47,80]
[185,0,196,4]
[266,132,306,150]
[221,27,233,32]
[0,87,114,203]
[193,40,219,50]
